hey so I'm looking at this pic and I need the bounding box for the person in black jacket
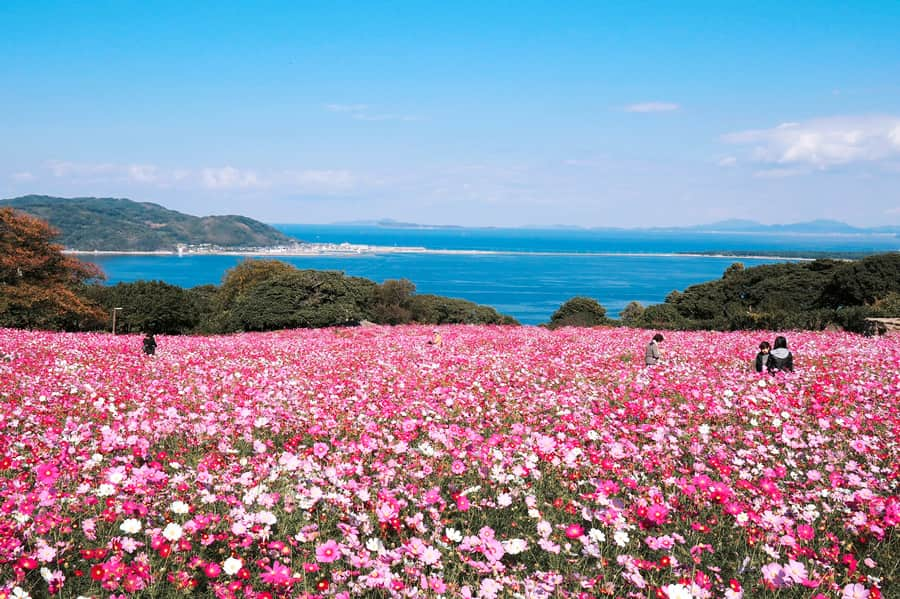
[754,341,771,372]
[142,333,157,356]
[767,336,793,373]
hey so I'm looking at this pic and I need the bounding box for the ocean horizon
[86,224,899,325]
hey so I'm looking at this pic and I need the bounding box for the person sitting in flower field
[428,329,443,348]
[645,333,664,366]
[766,335,794,373]
[754,340,771,372]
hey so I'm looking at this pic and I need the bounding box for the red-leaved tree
[0,207,107,330]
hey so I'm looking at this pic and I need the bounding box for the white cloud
[723,115,900,168]
[717,156,738,167]
[886,206,900,216]
[37,160,363,194]
[282,169,356,192]
[753,167,806,179]
[126,164,160,183]
[48,160,118,178]
[11,171,35,182]
[326,103,420,122]
[200,166,263,189]
[325,103,368,113]
[48,160,161,184]
[624,102,680,113]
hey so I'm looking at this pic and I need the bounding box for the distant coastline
[64,243,829,261]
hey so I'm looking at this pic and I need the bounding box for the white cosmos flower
[502,538,528,554]
[120,518,142,534]
[223,557,243,575]
[661,583,694,599]
[96,483,116,497]
[444,527,463,543]
[162,522,183,542]
[613,530,630,547]
[170,500,189,514]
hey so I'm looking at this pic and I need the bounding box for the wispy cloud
[325,103,420,122]
[48,160,161,183]
[325,103,369,113]
[753,167,806,179]
[11,171,35,182]
[723,115,900,168]
[200,166,262,189]
[282,169,356,192]
[624,101,680,113]
[40,161,359,193]
[717,156,738,167]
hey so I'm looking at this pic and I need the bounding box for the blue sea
[86,225,899,325]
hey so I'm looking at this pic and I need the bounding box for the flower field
[0,325,898,599]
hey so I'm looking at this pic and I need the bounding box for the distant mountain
[685,219,899,234]
[1,195,298,251]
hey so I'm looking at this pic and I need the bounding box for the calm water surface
[87,226,899,325]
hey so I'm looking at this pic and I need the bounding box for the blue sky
[2,1,900,227]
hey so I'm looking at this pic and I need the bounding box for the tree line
[2,206,898,334]
[547,254,900,333]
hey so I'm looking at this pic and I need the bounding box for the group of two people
[645,332,794,373]
[754,336,794,373]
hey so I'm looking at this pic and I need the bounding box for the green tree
[228,270,377,331]
[87,280,199,334]
[819,253,900,307]
[548,296,608,328]
[619,301,645,324]
[371,279,416,324]
[409,294,515,325]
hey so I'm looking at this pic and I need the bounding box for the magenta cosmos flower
[316,539,341,563]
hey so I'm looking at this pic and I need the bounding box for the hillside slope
[1,195,296,251]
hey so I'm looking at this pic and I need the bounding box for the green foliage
[548,296,608,328]
[85,280,200,334]
[619,301,645,324]
[872,291,900,317]
[226,270,377,331]
[370,279,416,324]
[0,195,295,251]
[634,303,688,329]
[409,294,516,325]
[819,253,900,307]
[622,253,898,333]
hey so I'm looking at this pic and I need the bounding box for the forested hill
[0,195,296,251]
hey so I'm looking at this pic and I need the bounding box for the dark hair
[773,336,788,349]
[652,333,664,342]
[758,341,771,350]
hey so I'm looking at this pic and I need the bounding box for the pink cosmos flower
[260,561,292,585]
[35,462,59,485]
[565,523,584,539]
[315,539,341,563]
[645,503,668,526]
[842,583,869,599]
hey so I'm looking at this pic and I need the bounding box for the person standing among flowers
[142,333,157,356]
[754,340,771,372]
[766,335,793,373]
[645,333,664,366]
